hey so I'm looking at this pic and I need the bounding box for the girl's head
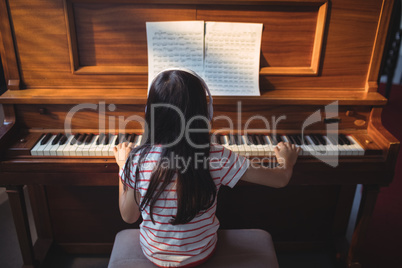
[145,69,212,148]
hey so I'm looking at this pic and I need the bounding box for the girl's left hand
[114,142,133,170]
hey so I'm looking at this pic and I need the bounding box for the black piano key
[85,133,94,145]
[217,134,223,145]
[346,135,355,144]
[327,135,338,145]
[271,135,282,145]
[40,133,52,145]
[288,135,297,145]
[228,134,235,145]
[235,135,243,145]
[301,135,310,145]
[114,134,124,145]
[291,135,301,145]
[128,134,136,143]
[266,135,272,145]
[115,134,123,145]
[97,133,105,145]
[220,135,229,145]
[233,134,241,145]
[59,135,68,145]
[315,134,327,145]
[232,134,238,145]
[340,134,351,145]
[258,134,266,145]
[211,134,218,144]
[236,134,241,145]
[337,136,345,145]
[254,135,262,145]
[103,134,110,145]
[270,135,277,145]
[311,134,323,145]
[51,133,63,145]
[246,134,254,145]
[77,133,87,145]
[309,135,319,145]
[124,134,130,143]
[70,134,80,145]
[216,134,222,144]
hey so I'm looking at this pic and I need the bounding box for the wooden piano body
[0,0,399,267]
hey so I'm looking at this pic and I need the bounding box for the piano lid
[0,0,394,104]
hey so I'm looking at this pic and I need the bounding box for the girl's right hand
[274,142,301,169]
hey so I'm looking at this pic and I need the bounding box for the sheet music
[204,22,262,96]
[146,21,205,89]
[146,21,262,96]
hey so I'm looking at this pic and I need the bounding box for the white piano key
[49,136,60,156]
[300,136,314,156]
[242,135,257,155]
[63,136,80,156]
[31,135,48,156]
[79,135,96,156]
[335,139,348,156]
[262,135,274,156]
[340,139,353,156]
[102,142,111,156]
[236,135,247,156]
[49,137,63,156]
[95,136,106,156]
[255,135,270,157]
[322,136,338,156]
[311,135,328,156]
[250,135,264,156]
[75,139,87,156]
[346,135,365,156]
[88,135,100,156]
[108,135,119,156]
[305,136,320,156]
[56,135,74,156]
[41,135,58,156]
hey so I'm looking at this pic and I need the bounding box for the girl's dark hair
[123,70,216,225]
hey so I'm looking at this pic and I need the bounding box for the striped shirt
[120,144,250,267]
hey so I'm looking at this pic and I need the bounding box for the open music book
[146,21,263,96]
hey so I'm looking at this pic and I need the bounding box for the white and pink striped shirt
[120,144,250,267]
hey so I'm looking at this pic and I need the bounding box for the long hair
[123,70,216,225]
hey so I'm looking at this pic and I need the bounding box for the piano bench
[108,229,279,268]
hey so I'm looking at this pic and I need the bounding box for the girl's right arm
[240,142,300,188]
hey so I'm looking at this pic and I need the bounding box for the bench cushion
[108,229,279,268]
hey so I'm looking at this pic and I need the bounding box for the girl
[114,69,300,267]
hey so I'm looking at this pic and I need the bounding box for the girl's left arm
[114,142,141,224]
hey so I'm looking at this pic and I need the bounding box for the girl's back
[121,142,248,267]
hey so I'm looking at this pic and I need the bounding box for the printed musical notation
[146,21,263,96]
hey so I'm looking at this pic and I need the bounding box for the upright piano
[0,0,399,267]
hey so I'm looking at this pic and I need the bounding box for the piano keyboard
[212,134,364,156]
[31,133,142,156]
[30,133,364,157]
